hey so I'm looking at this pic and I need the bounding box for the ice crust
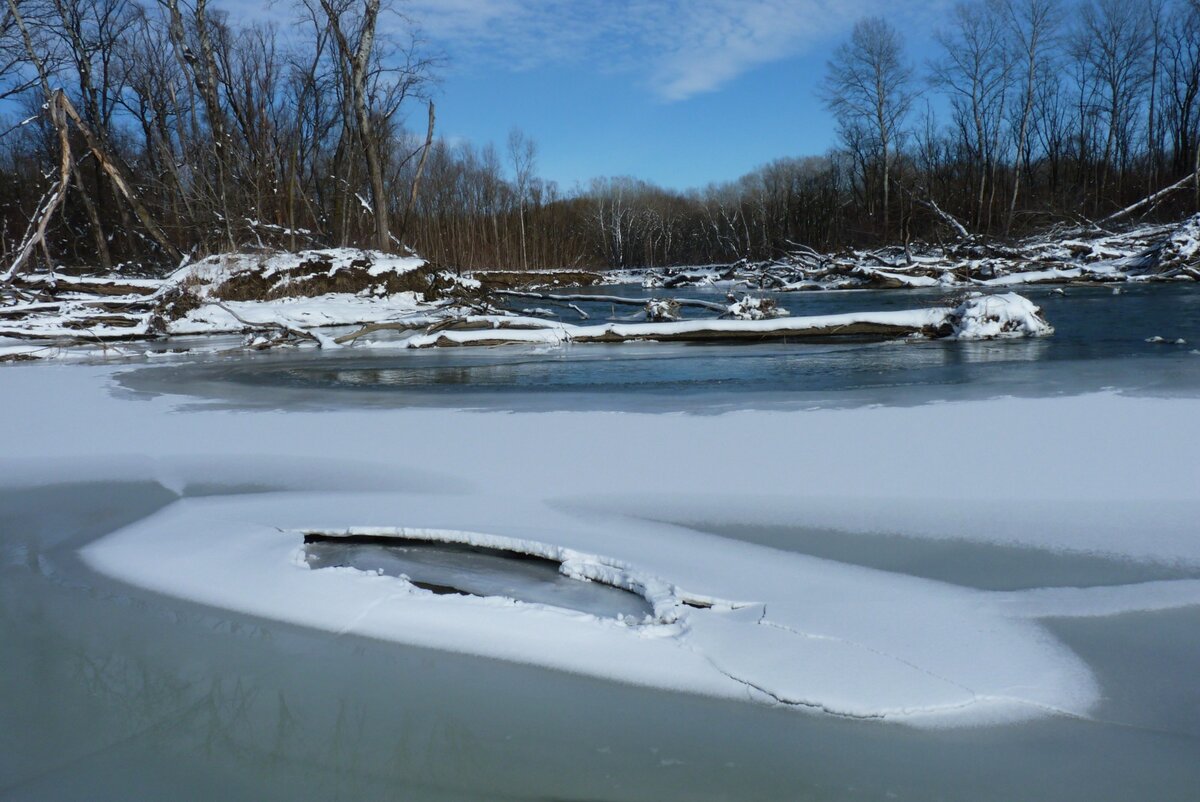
[3,364,1198,728]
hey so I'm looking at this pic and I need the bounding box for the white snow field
[3,360,1198,732]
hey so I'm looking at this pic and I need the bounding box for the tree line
[1,0,1199,277]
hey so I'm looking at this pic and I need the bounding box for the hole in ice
[303,533,655,621]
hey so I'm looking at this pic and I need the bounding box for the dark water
[303,538,655,620]
[121,283,1200,411]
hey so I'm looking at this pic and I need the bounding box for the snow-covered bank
[0,257,1054,358]
[0,248,465,347]
[6,213,1195,356]
[619,215,1200,292]
[4,362,1198,728]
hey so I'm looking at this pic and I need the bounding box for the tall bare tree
[1001,0,1059,233]
[823,17,916,239]
[507,127,536,270]
[310,0,389,251]
[931,0,1015,233]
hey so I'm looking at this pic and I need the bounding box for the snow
[167,292,428,335]
[984,267,1085,286]
[0,248,448,343]
[1157,213,1200,269]
[3,362,1198,729]
[944,292,1054,340]
[614,217,1200,292]
[856,267,942,287]
[163,248,427,298]
[723,295,788,320]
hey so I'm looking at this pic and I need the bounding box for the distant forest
[1,0,1199,275]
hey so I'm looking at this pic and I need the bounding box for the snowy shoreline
[3,215,1196,361]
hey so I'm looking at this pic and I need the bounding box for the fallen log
[403,309,947,348]
[399,293,1053,349]
[1101,170,1199,225]
[214,301,322,348]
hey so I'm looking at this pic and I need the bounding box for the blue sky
[223,0,953,191]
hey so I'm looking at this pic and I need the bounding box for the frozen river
[2,285,1199,800]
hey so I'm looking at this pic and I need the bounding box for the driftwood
[898,183,972,241]
[333,318,434,344]
[214,301,322,348]
[1100,170,1199,225]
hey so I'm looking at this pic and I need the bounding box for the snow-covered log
[399,293,1053,348]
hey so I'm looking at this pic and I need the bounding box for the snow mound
[150,248,468,335]
[943,292,1053,340]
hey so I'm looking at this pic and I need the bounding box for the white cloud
[406,0,914,100]
[218,0,949,102]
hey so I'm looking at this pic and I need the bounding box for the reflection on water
[3,481,1200,800]
[116,284,1200,412]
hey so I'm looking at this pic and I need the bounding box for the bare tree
[310,0,390,251]
[1077,0,1152,207]
[823,17,916,240]
[507,127,536,270]
[931,0,1015,233]
[1001,0,1059,233]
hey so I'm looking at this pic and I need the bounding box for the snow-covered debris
[724,295,788,320]
[1155,213,1200,271]
[609,217,1198,292]
[645,298,681,322]
[940,292,1054,340]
